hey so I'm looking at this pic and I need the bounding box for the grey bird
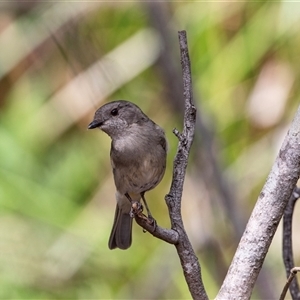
[88,100,167,250]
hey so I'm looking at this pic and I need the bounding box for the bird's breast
[110,136,166,194]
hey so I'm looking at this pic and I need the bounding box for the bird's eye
[111,108,118,116]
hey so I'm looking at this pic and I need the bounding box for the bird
[88,100,167,250]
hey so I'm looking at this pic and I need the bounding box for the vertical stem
[165,30,208,300]
[282,188,300,299]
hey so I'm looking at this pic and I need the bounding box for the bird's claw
[146,216,157,233]
[130,201,157,233]
[130,201,143,218]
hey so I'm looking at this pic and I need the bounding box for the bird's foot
[130,201,157,233]
[130,201,143,218]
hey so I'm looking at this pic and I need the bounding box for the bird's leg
[125,193,143,218]
[140,192,152,218]
[125,192,133,203]
[141,192,156,228]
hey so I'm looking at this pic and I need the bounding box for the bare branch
[280,267,300,300]
[134,30,207,300]
[134,215,179,245]
[282,187,300,299]
[216,105,300,299]
[165,30,207,300]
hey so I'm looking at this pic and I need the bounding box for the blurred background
[0,1,300,299]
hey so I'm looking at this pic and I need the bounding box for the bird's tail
[108,192,139,250]
[108,205,133,250]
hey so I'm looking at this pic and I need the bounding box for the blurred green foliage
[0,1,300,299]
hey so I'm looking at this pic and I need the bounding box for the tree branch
[134,30,208,300]
[216,105,300,299]
[282,187,300,299]
[134,216,179,245]
[165,30,207,300]
[280,267,300,300]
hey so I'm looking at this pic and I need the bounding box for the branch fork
[133,30,208,300]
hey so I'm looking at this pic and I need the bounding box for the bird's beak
[88,120,102,129]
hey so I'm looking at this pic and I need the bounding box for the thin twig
[282,187,300,299]
[280,267,300,300]
[165,30,207,300]
[134,215,179,244]
[134,30,208,300]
